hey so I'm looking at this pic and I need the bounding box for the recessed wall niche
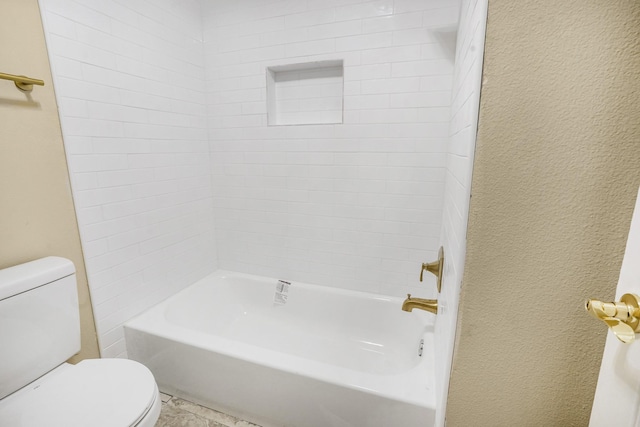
[266,60,344,126]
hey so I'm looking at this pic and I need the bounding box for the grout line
[159,392,173,403]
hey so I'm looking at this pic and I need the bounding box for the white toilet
[0,257,161,427]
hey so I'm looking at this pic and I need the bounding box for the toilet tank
[0,257,80,400]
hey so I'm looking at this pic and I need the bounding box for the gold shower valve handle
[420,261,439,281]
[585,293,640,344]
[420,246,444,293]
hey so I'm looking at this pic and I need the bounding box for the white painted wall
[204,0,459,297]
[435,0,487,425]
[39,0,217,357]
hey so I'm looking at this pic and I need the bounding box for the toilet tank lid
[0,257,75,301]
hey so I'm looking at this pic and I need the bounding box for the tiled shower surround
[203,0,458,295]
[435,0,487,424]
[40,0,484,424]
[39,0,216,358]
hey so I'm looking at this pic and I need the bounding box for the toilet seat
[0,359,160,427]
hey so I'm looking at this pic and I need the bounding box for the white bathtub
[124,271,435,427]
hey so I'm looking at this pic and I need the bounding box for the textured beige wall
[0,0,99,362]
[447,1,640,425]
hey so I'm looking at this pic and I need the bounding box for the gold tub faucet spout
[402,294,438,314]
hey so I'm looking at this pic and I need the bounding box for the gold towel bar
[0,72,45,92]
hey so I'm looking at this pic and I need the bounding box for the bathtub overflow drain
[418,339,424,357]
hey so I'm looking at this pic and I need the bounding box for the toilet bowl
[0,360,161,427]
[0,257,161,427]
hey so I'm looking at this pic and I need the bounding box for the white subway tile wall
[204,0,459,297]
[435,0,487,425]
[39,0,217,358]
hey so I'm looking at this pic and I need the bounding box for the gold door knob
[585,293,640,343]
[420,246,444,293]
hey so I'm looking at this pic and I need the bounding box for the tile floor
[156,392,262,427]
